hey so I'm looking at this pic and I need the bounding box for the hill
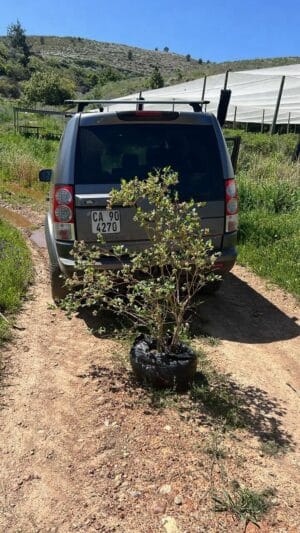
[23,36,300,78]
[0,34,299,102]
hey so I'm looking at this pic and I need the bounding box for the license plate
[91,210,120,234]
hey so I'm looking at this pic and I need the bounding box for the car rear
[48,108,237,277]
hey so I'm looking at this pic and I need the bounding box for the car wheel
[50,261,67,302]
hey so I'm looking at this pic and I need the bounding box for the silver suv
[40,98,239,300]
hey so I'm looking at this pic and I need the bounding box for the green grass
[213,485,275,526]
[238,210,300,296]
[0,127,58,208]
[0,218,32,345]
[230,130,300,298]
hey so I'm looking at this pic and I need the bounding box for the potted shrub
[64,168,219,389]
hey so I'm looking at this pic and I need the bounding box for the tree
[149,66,164,89]
[24,72,75,105]
[163,46,169,52]
[127,50,133,61]
[7,20,31,66]
[186,54,191,62]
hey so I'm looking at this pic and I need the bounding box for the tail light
[225,179,238,233]
[53,185,75,240]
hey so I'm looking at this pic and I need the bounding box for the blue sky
[1,0,299,62]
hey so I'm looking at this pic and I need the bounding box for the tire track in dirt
[0,242,121,531]
[200,266,300,450]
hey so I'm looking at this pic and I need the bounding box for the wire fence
[13,107,67,140]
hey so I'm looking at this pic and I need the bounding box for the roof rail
[65,98,210,113]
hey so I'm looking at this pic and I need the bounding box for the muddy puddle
[0,206,33,228]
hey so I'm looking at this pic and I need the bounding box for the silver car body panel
[46,109,237,276]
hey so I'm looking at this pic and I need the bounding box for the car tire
[50,261,67,302]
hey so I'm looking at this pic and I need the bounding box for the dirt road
[0,208,299,532]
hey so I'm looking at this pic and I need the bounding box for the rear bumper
[46,209,238,278]
[54,241,237,278]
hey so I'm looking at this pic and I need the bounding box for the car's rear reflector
[226,214,238,233]
[54,223,75,241]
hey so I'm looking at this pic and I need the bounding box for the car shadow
[191,272,300,344]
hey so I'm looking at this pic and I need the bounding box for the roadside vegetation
[0,218,32,345]
[0,102,58,209]
[231,131,300,297]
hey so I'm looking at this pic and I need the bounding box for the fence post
[270,76,285,135]
[201,75,207,101]
[224,70,230,90]
[261,109,265,133]
[233,106,237,129]
[287,112,291,134]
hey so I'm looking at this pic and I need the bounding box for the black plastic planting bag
[130,334,197,390]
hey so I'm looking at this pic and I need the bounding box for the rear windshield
[75,124,224,201]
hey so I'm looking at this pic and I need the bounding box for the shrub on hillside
[5,60,30,81]
[98,66,122,85]
[0,79,20,98]
[23,71,75,105]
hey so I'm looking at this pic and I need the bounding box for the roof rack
[65,98,210,113]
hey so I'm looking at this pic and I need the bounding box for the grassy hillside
[21,36,300,79]
[0,33,299,102]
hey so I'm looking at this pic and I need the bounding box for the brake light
[117,111,179,121]
[135,111,164,117]
[225,179,238,232]
[53,185,75,240]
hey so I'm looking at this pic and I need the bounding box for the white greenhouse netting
[108,64,300,125]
